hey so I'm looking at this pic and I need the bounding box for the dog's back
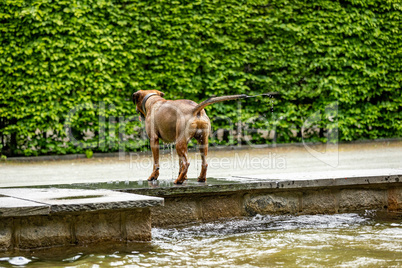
[149,99,210,143]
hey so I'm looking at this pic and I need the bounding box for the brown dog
[132,90,247,184]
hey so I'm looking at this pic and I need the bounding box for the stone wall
[147,184,402,227]
[0,208,150,252]
[0,188,163,252]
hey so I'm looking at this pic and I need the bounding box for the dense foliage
[1,0,401,156]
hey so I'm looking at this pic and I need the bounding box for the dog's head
[132,90,165,116]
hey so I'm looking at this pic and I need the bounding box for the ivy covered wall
[1,0,401,156]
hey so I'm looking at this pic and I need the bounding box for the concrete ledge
[126,173,401,197]
[0,189,163,251]
[0,197,49,217]
[120,173,402,227]
[0,188,163,214]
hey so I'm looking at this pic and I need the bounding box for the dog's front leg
[148,136,160,181]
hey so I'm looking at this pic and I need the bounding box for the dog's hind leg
[196,134,208,182]
[148,136,160,181]
[174,140,190,184]
[178,158,188,181]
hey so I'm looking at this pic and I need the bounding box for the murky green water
[1,212,401,267]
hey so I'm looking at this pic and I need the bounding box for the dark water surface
[1,211,401,267]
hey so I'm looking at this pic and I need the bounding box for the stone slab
[124,171,401,198]
[339,189,387,212]
[18,215,72,249]
[200,194,243,221]
[151,197,200,227]
[74,212,122,244]
[244,193,300,215]
[0,197,49,217]
[388,187,402,211]
[126,209,152,241]
[302,190,337,214]
[234,169,401,188]
[0,188,163,215]
[0,219,12,251]
[234,169,402,181]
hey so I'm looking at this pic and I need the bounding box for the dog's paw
[174,179,187,185]
[197,177,206,183]
[148,177,157,181]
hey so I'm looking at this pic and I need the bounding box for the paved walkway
[1,140,401,188]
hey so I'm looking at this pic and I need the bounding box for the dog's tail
[192,94,248,116]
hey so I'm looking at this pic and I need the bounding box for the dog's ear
[158,91,165,97]
[132,91,139,105]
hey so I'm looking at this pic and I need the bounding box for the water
[244,93,274,113]
[1,212,401,267]
[196,151,200,177]
[2,141,401,188]
[169,143,175,180]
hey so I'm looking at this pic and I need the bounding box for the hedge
[0,0,401,156]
